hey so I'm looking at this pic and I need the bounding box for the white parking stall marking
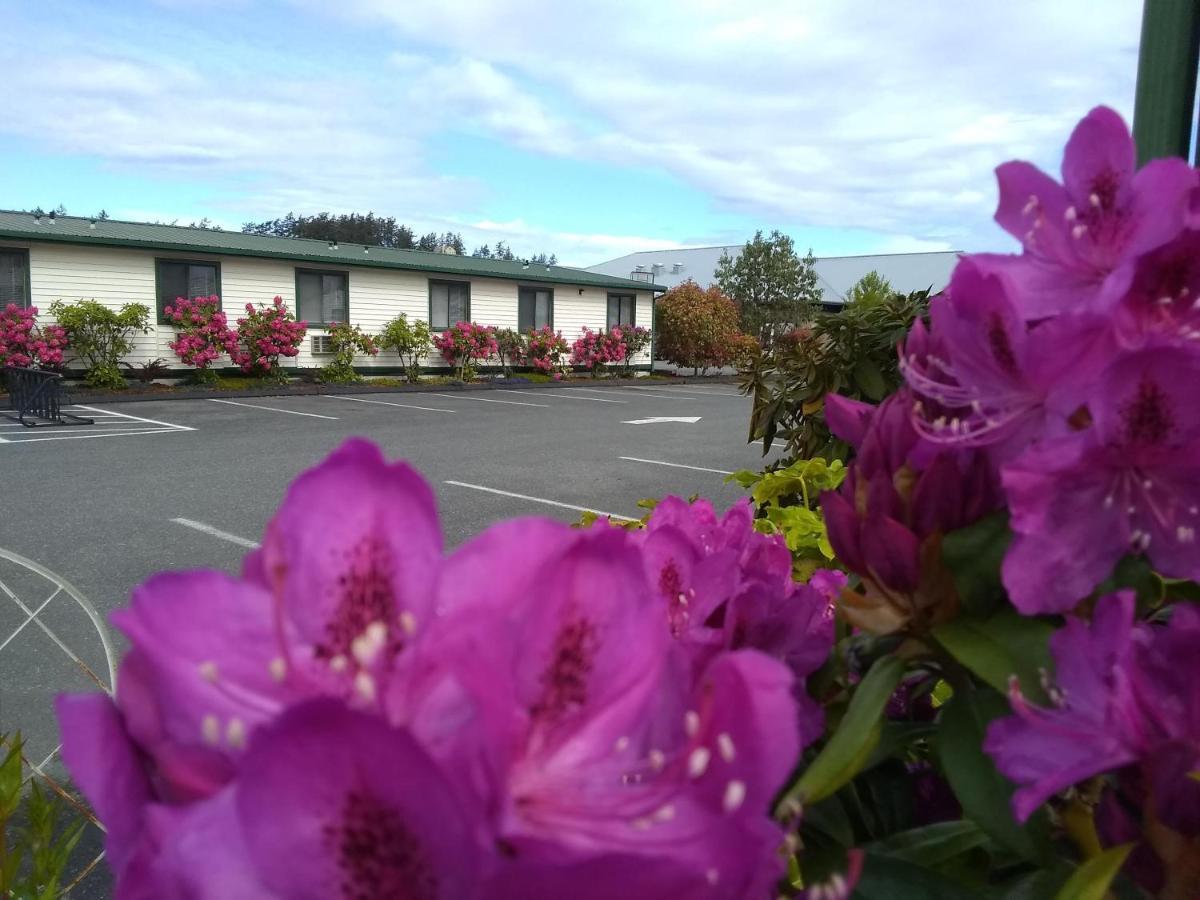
[443,481,636,521]
[207,398,338,419]
[564,387,695,401]
[430,393,549,408]
[170,517,261,549]
[2,405,193,443]
[618,456,735,475]
[493,389,627,404]
[322,395,456,413]
[626,385,741,398]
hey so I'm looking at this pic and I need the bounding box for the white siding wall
[10,241,655,371]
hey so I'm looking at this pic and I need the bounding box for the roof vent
[634,264,646,272]
[672,262,683,273]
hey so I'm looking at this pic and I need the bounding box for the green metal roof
[0,210,667,292]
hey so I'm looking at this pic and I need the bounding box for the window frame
[155,257,222,325]
[0,248,31,309]
[606,292,636,329]
[428,278,471,332]
[294,267,351,329]
[517,285,554,332]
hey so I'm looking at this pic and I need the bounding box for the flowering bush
[163,295,234,383]
[492,327,525,376]
[318,322,378,384]
[229,297,307,381]
[49,299,151,389]
[56,439,833,898]
[614,323,652,371]
[433,321,496,380]
[0,303,68,372]
[570,326,626,376]
[525,325,569,374]
[53,107,1200,899]
[378,314,431,383]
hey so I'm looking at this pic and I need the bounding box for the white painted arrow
[622,416,702,425]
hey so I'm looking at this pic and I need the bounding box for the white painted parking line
[627,386,741,398]
[322,395,456,413]
[493,389,627,404]
[564,387,694,401]
[430,393,548,408]
[72,405,196,431]
[170,517,261,549]
[1,428,185,444]
[443,481,636,521]
[619,456,735,475]
[208,398,338,419]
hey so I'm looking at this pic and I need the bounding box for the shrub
[229,297,307,382]
[525,326,569,374]
[613,324,651,371]
[741,287,930,461]
[121,358,173,384]
[0,304,68,372]
[432,321,496,380]
[49,299,151,389]
[378,314,431,383]
[319,322,379,384]
[163,295,235,384]
[570,326,625,376]
[492,328,525,377]
[654,280,745,374]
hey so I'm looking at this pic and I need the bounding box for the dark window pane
[297,272,323,323]
[0,252,28,307]
[607,296,619,328]
[535,291,551,328]
[518,289,533,332]
[431,283,449,329]
[157,263,188,309]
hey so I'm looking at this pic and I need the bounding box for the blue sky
[0,0,1142,265]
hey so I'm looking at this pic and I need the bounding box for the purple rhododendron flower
[984,591,1200,831]
[1002,348,1200,612]
[820,389,998,633]
[57,440,816,898]
[981,105,1195,319]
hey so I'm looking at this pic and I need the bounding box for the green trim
[0,247,31,308]
[518,285,554,331]
[295,267,350,328]
[606,292,636,329]
[0,211,668,293]
[154,257,222,325]
[428,278,471,331]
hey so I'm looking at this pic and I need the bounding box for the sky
[0,1,1144,266]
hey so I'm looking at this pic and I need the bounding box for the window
[518,286,553,331]
[156,259,220,322]
[0,249,30,308]
[429,280,470,330]
[607,293,636,328]
[296,269,349,326]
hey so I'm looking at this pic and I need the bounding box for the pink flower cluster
[164,295,234,370]
[570,326,628,372]
[0,303,68,370]
[524,325,569,373]
[433,321,497,373]
[229,297,307,375]
[56,440,837,899]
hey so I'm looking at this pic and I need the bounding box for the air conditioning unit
[311,334,334,354]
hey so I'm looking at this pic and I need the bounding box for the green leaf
[937,687,1051,863]
[941,512,1012,616]
[779,656,904,810]
[868,820,988,866]
[933,609,1055,706]
[853,357,887,401]
[852,853,978,899]
[1052,844,1134,900]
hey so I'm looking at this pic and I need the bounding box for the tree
[493,241,515,261]
[472,244,493,258]
[654,280,748,374]
[416,232,439,251]
[242,212,417,249]
[715,230,820,343]
[844,270,894,307]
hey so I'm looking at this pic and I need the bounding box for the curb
[5,374,743,407]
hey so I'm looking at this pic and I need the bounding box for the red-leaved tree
[654,280,747,374]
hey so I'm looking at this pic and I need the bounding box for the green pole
[1132,0,1200,165]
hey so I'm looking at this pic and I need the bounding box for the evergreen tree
[715,230,819,343]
